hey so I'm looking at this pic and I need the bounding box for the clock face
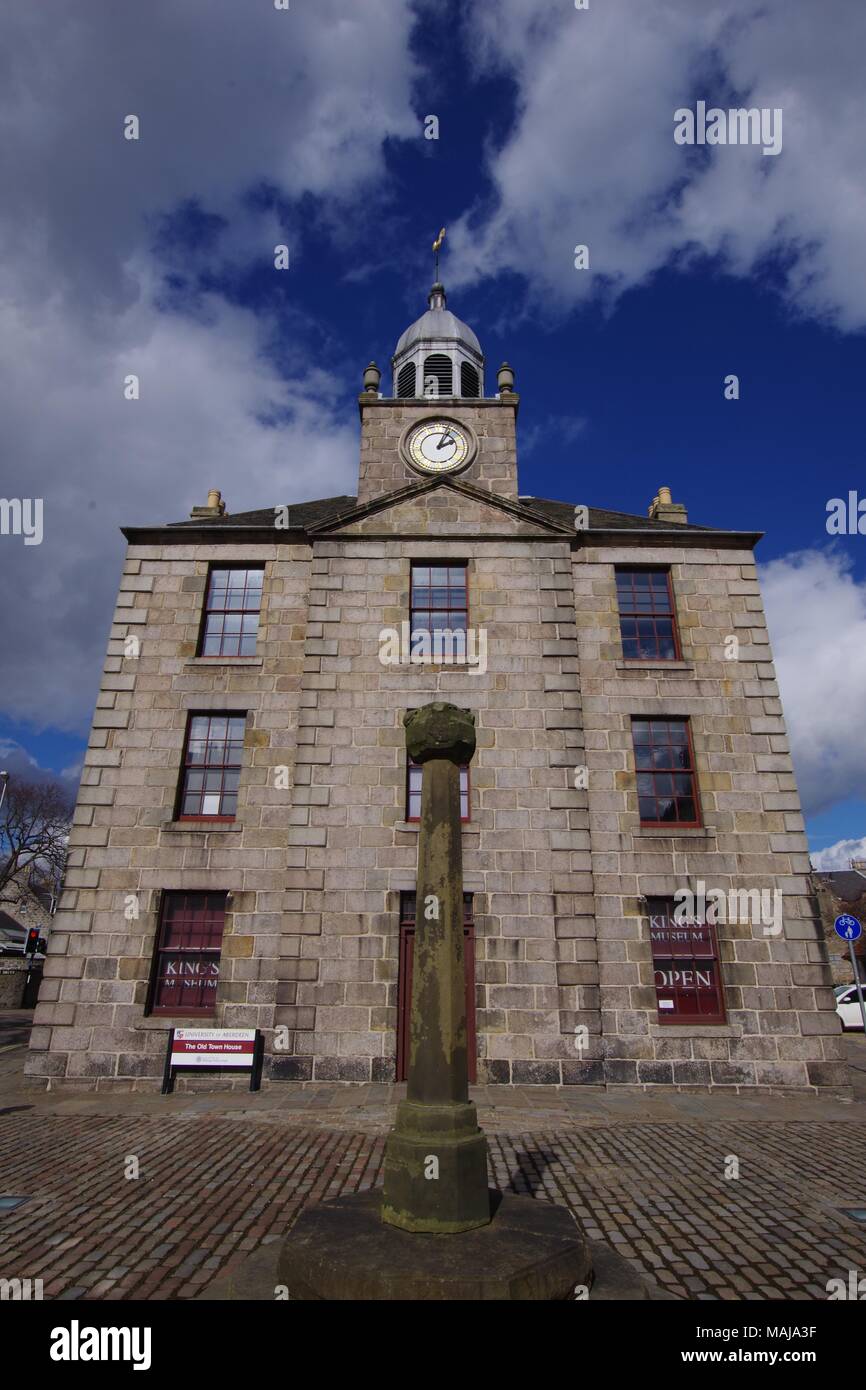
[406,420,471,474]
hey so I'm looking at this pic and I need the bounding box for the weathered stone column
[381,702,491,1233]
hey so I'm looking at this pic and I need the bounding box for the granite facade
[25,391,847,1094]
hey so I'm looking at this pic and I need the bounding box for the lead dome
[391,282,485,399]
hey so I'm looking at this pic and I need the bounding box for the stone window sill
[394,820,476,835]
[649,1023,741,1038]
[615,660,695,674]
[162,821,243,835]
[184,657,263,668]
[636,826,716,840]
[134,1016,216,1031]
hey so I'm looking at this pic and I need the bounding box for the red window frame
[615,568,681,661]
[410,562,468,661]
[198,567,264,658]
[406,759,470,822]
[632,717,701,827]
[178,713,246,821]
[146,891,226,1016]
[397,891,476,1081]
[647,898,726,1024]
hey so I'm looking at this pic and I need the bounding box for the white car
[835,983,866,1031]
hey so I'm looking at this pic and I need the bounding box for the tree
[0,779,73,915]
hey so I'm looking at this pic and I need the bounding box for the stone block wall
[24,491,848,1094]
[576,543,847,1092]
[277,517,600,1084]
[356,399,519,504]
[25,541,310,1088]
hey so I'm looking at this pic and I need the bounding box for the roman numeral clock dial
[403,419,474,475]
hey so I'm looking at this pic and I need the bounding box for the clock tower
[356,280,520,504]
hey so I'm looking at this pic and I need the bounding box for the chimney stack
[648,485,687,525]
[189,488,227,520]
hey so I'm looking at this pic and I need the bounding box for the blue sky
[0,0,864,865]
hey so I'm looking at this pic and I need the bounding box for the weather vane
[432,226,446,281]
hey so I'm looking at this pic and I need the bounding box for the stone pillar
[381,702,491,1233]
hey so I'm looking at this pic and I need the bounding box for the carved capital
[403,702,476,766]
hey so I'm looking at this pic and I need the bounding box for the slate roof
[166,496,357,531]
[517,497,724,534]
[164,493,727,535]
[816,870,866,904]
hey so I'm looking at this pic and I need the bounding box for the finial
[432,226,446,282]
[497,362,515,394]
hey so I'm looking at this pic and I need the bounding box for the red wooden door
[396,893,476,1083]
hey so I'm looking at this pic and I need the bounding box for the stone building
[26,282,848,1093]
[811,867,866,985]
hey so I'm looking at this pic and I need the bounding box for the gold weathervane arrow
[433,227,446,279]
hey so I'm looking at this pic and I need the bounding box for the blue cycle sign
[834,915,862,942]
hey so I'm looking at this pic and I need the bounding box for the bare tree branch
[0,779,73,912]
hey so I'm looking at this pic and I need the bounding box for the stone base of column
[277,1190,594,1301]
[381,1100,490,1233]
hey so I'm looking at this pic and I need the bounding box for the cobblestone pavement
[1,1018,865,1302]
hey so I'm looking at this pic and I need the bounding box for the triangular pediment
[309,477,573,539]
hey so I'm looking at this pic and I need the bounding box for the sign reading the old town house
[162,1028,264,1093]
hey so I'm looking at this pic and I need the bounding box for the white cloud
[0,740,64,785]
[761,549,866,818]
[447,0,866,330]
[0,1,419,731]
[520,413,588,456]
[0,273,360,729]
[811,839,866,873]
[0,2,419,313]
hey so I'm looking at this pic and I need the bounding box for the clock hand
[437,433,455,450]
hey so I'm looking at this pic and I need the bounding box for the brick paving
[3,1017,865,1302]
[1,1105,865,1301]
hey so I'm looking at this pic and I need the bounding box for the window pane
[200,568,263,655]
[152,892,226,1015]
[617,570,678,660]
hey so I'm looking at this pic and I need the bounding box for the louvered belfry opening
[460,362,480,398]
[397,361,417,398]
[423,353,453,397]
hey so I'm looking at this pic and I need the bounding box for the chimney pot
[648,485,687,525]
[189,488,227,520]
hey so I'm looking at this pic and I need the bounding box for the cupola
[391,282,485,400]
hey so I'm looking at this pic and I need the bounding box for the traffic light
[25,928,40,956]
